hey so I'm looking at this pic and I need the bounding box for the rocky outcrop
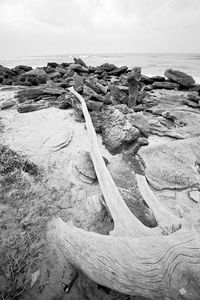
[91,105,150,154]
[164,69,195,88]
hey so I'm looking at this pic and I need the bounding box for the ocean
[0,53,200,83]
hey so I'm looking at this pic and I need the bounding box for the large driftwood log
[50,88,200,299]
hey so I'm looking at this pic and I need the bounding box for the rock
[83,85,105,103]
[63,69,75,79]
[127,67,141,107]
[164,69,195,88]
[74,57,88,68]
[19,68,48,85]
[0,99,16,110]
[16,86,65,103]
[96,82,108,95]
[108,66,128,76]
[0,65,16,78]
[97,63,117,72]
[3,79,13,85]
[185,92,200,102]
[141,75,154,85]
[73,73,85,90]
[48,71,62,80]
[150,75,166,82]
[109,85,128,105]
[182,99,199,108]
[70,64,88,73]
[0,76,3,84]
[99,105,140,153]
[12,65,33,74]
[74,151,97,184]
[188,190,200,203]
[74,151,109,184]
[139,137,200,190]
[86,100,103,111]
[17,103,46,113]
[47,62,59,68]
[152,81,180,90]
[55,66,67,75]
[85,78,101,94]
[129,112,150,137]
[125,137,149,155]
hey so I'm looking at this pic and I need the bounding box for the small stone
[188,190,200,203]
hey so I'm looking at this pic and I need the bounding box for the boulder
[109,85,129,105]
[91,105,141,153]
[48,71,62,80]
[47,62,59,68]
[74,57,88,68]
[139,137,200,190]
[12,65,33,74]
[0,65,16,78]
[164,69,195,88]
[97,63,117,72]
[19,68,48,85]
[150,75,166,82]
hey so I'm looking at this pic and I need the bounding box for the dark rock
[152,81,180,90]
[189,84,200,93]
[55,66,67,75]
[108,66,128,76]
[88,66,97,73]
[19,68,48,85]
[164,69,195,88]
[85,78,101,93]
[87,100,103,111]
[109,85,128,105]
[0,65,16,78]
[127,67,141,107]
[17,103,46,113]
[125,137,149,155]
[61,62,71,68]
[47,62,59,68]
[140,75,154,85]
[74,57,88,68]
[58,94,71,109]
[12,65,33,74]
[97,63,117,72]
[186,92,200,102]
[150,75,166,82]
[0,76,3,84]
[3,79,13,85]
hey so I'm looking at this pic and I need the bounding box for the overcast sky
[0,0,200,58]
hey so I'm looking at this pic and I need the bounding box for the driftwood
[50,88,200,299]
[127,67,141,108]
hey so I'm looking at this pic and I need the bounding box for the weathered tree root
[50,88,200,299]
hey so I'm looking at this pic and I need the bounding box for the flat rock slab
[139,137,200,190]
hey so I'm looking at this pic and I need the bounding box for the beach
[1,57,200,299]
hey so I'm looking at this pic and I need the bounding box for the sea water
[0,53,199,83]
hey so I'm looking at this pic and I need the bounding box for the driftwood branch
[50,88,200,299]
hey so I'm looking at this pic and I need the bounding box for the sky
[0,0,200,58]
